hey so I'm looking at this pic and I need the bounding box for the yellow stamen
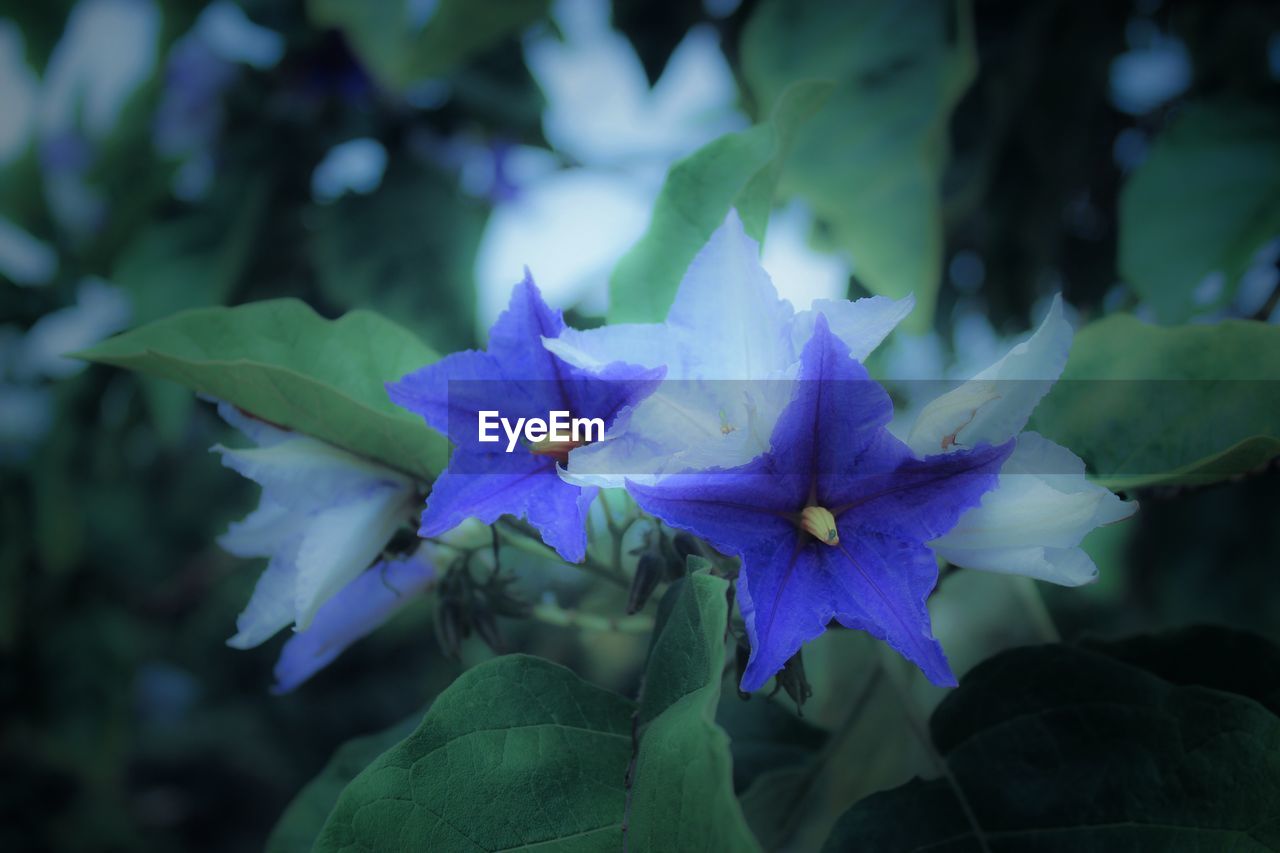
[528,438,583,465]
[800,506,839,546]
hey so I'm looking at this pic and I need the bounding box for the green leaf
[607,80,832,323]
[267,712,423,853]
[1031,315,1280,489]
[821,630,1280,852]
[316,655,635,851]
[305,566,759,852]
[308,0,549,91]
[1082,626,1280,717]
[310,159,484,353]
[1120,99,1280,323]
[740,0,977,331]
[76,300,447,480]
[625,562,762,851]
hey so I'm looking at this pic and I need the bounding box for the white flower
[212,403,418,647]
[544,210,912,486]
[907,297,1138,585]
[475,0,776,336]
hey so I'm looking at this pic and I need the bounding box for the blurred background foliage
[1,0,1278,850]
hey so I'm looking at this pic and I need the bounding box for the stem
[876,646,993,853]
[530,601,654,634]
[496,519,629,588]
[1012,575,1060,643]
[599,494,622,536]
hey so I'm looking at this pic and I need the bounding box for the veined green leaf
[1032,315,1280,489]
[625,562,762,851]
[822,628,1280,852]
[608,80,833,324]
[76,300,447,480]
[267,712,423,853]
[316,655,635,851]
[741,0,977,331]
[1120,99,1280,323]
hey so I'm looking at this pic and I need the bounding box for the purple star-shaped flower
[389,273,661,562]
[629,316,1013,691]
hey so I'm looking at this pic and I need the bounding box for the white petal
[908,295,1072,454]
[216,499,304,558]
[543,323,680,373]
[227,551,299,648]
[665,210,796,380]
[793,294,915,362]
[562,375,784,487]
[292,483,414,630]
[545,210,799,385]
[932,542,1102,587]
[930,433,1137,586]
[213,435,412,514]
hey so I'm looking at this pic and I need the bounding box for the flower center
[718,408,737,436]
[528,436,584,465]
[800,505,839,546]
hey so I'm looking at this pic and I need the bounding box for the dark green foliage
[822,630,1280,852]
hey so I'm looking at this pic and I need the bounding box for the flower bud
[626,552,665,614]
[434,597,464,659]
[772,648,813,715]
[734,641,752,701]
[472,606,506,654]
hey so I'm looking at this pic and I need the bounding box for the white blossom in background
[0,21,38,166]
[37,0,161,235]
[38,0,161,140]
[11,277,132,379]
[155,1,284,199]
[475,0,848,336]
[0,218,58,287]
[527,0,743,173]
[1109,23,1191,115]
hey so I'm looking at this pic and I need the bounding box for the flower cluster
[214,212,1134,693]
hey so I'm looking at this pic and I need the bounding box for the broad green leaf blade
[625,563,762,852]
[76,300,447,480]
[608,80,832,324]
[741,0,977,332]
[267,712,423,853]
[316,655,634,852]
[1031,315,1280,489]
[822,630,1280,852]
[1120,99,1280,323]
[308,0,548,91]
[1082,626,1280,717]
